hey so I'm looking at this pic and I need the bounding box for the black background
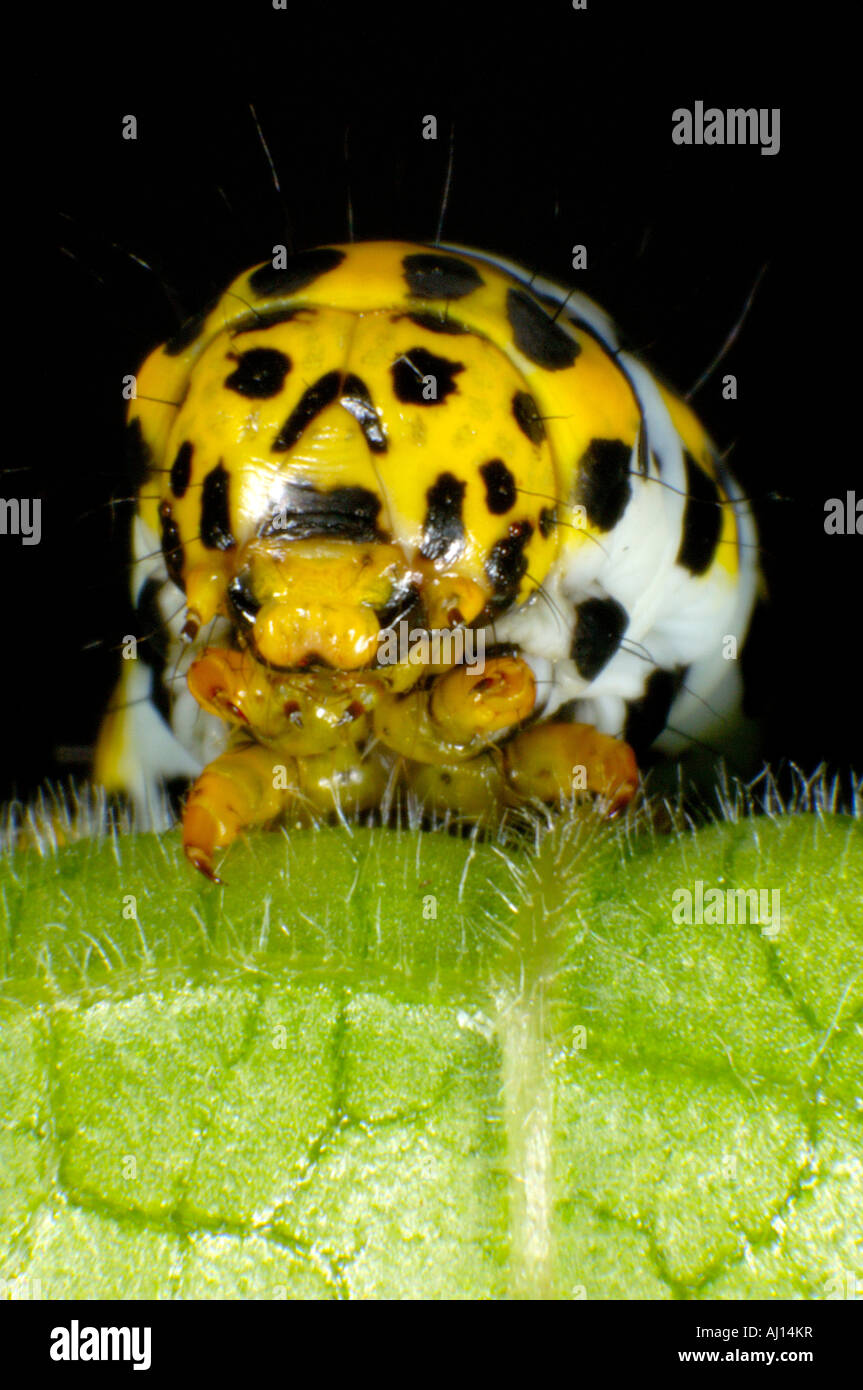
[5,2,857,808]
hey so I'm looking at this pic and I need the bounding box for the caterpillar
[93,238,759,879]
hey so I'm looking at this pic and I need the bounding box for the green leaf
[1,811,861,1300]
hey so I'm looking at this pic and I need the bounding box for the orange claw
[430,657,536,742]
[181,799,235,882]
[373,656,536,764]
[182,745,296,879]
[187,648,253,725]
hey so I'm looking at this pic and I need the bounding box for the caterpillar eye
[374,581,423,631]
[227,573,262,627]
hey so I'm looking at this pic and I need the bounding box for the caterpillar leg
[182,739,395,879]
[295,742,394,818]
[373,656,536,763]
[404,752,508,818]
[406,724,638,819]
[503,723,638,813]
[182,744,294,881]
